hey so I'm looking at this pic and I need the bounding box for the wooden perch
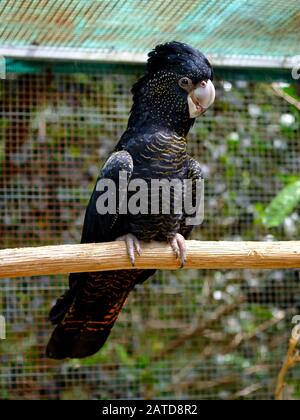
[0,241,300,279]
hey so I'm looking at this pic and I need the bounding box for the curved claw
[116,234,142,267]
[169,233,187,268]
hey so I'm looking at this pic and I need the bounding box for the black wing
[81,150,134,243]
[46,151,155,359]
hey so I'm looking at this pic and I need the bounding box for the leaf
[283,85,300,102]
[115,344,134,365]
[262,180,300,228]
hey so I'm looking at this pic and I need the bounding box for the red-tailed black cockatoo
[46,41,215,359]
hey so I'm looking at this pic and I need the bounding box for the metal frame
[0,46,299,69]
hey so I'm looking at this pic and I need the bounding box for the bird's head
[130,41,215,134]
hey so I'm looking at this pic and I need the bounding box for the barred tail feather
[46,270,152,359]
[46,315,120,359]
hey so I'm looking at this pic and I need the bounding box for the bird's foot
[169,233,187,268]
[116,233,142,267]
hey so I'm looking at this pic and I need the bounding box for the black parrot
[46,41,215,359]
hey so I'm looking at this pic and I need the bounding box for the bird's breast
[133,132,187,178]
[127,132,188,241]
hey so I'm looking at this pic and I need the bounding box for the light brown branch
[169,314,287,387]
[275,334,300,400]
[223,310,287,354]
[170,364,269,393]
[151,296,245,361]
[1,241,300,278]
[228,383,262,400]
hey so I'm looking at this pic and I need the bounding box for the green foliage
[262,179,300,228]
[283,85,300,101]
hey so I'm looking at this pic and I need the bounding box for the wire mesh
[0,0,299,63]
[0,70,300,400]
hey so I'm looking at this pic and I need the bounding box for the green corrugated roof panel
[0,0,299,69]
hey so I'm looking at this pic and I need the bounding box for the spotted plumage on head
[130,41,215,135]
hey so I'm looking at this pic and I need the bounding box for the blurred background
[0,0,299,400]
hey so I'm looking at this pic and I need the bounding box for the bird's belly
[128,164,187,241]
[129,213,182,241]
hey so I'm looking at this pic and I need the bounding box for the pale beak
[187,79,215,118]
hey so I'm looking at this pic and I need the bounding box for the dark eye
[179,77,190,86]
